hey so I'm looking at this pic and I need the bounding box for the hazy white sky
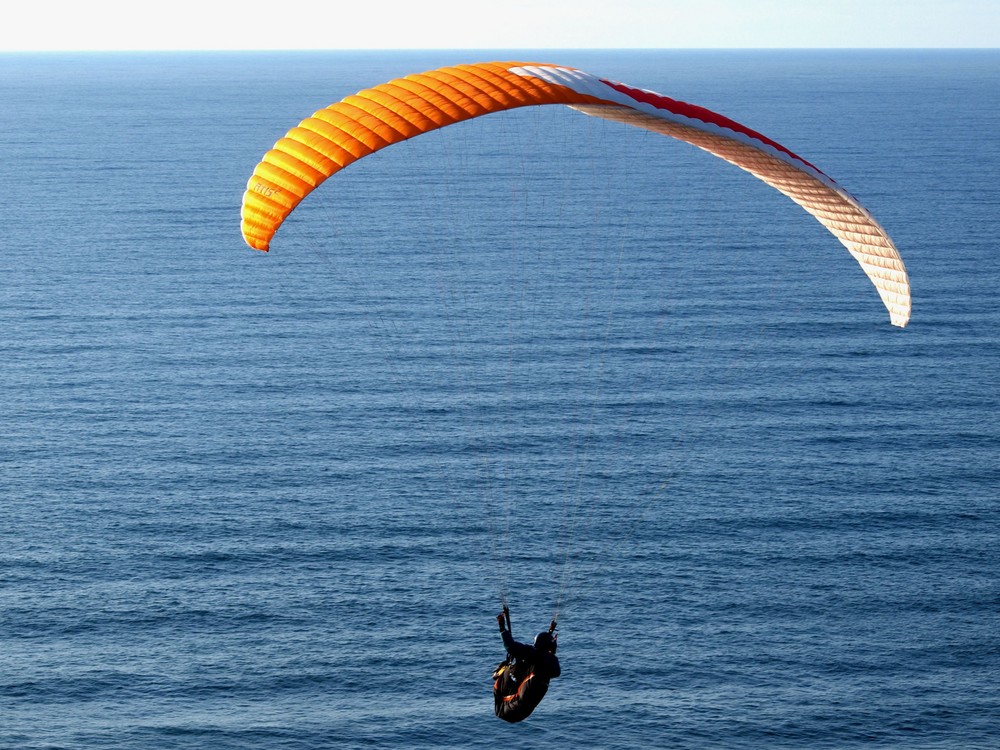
[3,0,997,51]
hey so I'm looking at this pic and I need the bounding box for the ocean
[1,50,998,749]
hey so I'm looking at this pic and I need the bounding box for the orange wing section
[240,62,602,252]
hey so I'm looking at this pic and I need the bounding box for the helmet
[533,631,555,652]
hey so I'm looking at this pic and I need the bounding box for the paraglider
[241,60,910,327]
[493,608,560,722]
[239,60,913,723]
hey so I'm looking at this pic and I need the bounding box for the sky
[3,0,997,52]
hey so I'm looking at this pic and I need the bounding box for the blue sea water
[1,49,998,749]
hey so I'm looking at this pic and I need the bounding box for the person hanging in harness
[492,608,561,722]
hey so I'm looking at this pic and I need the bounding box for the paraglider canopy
[241,61,910,327]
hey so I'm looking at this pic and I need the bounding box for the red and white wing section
[511,65,911,328]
